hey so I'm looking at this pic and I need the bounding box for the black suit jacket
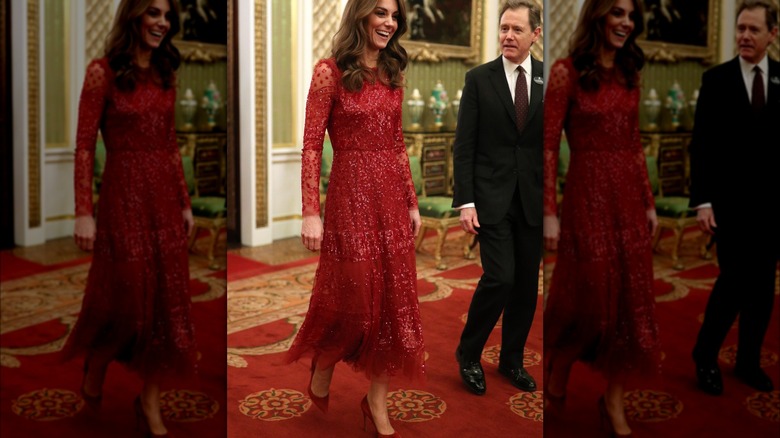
[689,56,780,224]
[452,56,544,226]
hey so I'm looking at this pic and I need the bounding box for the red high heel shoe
[598,396,632,438]
[80,360,102,411]
[134,396,171,438]
[307,360,329,413]
[361,395,400,438]
[543,358,566,414]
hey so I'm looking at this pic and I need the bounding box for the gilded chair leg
[188,225,199,251]
[434,226,447,270]
[700,234,713,260]
[463,233,476,260]
[415,226,426,251]
[651,226,662,251]
[671,226,684,270]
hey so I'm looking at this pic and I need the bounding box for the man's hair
[738,0,778,30]
[499,0,542,30]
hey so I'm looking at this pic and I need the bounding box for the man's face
[736,7,778,64]
[499,7,540,64]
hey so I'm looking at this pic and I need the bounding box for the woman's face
[140,0,172,50]
[603,0,635,51]
[365,0,400,52]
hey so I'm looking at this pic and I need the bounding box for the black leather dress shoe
[498,365,537,392]
[735,366,774,392]
[455,348,486,395]
[695,362,723,395]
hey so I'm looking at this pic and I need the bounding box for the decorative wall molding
[255,0,267,228]
[547,0,575,63]
[530,0,543,61]
[312,0,340,61]
[84,0,112,64]
[27,0,40,228]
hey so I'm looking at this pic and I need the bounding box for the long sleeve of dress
[74,59,110,217]
[394,86,418,210]
[301,60,337,217]
[542,59,573,217]
[168,96,191,210]
[631,94,655,210]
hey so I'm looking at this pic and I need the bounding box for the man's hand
[697,207,717,235]
[459,207,480,234]
[301,215,324,251]
[409,209,422,238]
[74,216,96,252]
[543,215,559,251]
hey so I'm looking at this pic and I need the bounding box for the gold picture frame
[403,0,483,63]
[176,0,228,63]
[638,0,719,63]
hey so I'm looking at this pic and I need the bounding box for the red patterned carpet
[0,240,227,438]
[226,232,545,437]
[543,231,780,437]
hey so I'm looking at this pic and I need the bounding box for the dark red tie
[752,66,765,112]
[514,66,528,132]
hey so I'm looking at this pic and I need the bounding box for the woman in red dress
[542,0,660,436]
[65,0,196,436]
[287,0,424,436]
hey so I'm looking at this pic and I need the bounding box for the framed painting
[176,0,228,62]
[638,0,718,63]
[403,0,483,63]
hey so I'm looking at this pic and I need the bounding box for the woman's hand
[301,215,324,251]
[543,215,560,251]
[646,208,658,237]
[182,209,194,236]
[409,209,421,238]
[74,215,96,252]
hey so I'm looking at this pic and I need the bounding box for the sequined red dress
[63,58,197,378]
[543,58,660,376]
[286,58,425,380]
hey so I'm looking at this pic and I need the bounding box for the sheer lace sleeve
[543,59,574,217]
[394,86,418,210]
[74,59,110,217]
[631,89,654,210]
[168,90,191,210]
[301,59,338,216]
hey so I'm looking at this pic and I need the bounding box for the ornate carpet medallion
[238,388,309,421]
[387,389,445,422]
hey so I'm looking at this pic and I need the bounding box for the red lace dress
[286,58,425,380]
[543,58,660,376]
[62,58,197,378]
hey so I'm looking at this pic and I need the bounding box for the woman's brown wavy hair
[569,0,645,91]
[104,0,181,91]
[332,0,408,92]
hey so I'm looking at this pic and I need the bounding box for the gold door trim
[27,0,41,228]
[255,0,268,227]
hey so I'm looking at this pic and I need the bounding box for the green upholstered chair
[646,155,710,269]
[182,154,226,269]
[557,137,570,205]
[410,155,474,270]
[319,139,334,215]
[92,139,107,208]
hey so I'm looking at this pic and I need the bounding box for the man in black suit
[452,0,543,395]
[690,0,779,396]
